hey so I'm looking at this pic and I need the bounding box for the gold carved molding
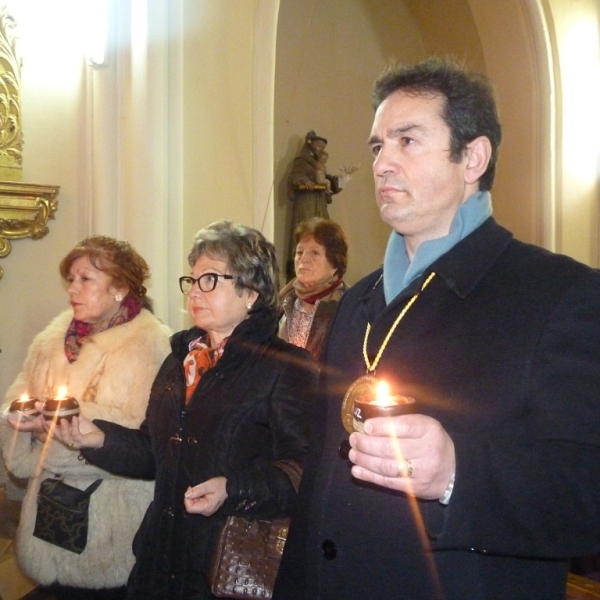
[0,8,60,282]
[0,181,60,280]
[0,6,23,181]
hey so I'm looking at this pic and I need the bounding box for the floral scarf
[64,297,142,363]
[183,334,228,404]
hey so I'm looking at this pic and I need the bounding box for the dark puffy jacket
[82,309,318,599]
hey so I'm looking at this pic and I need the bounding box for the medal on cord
[340,272,436,433]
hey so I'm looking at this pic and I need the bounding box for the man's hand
[184,476,228,516]
[348,414,455,500]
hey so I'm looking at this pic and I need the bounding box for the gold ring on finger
[398,458,413,478]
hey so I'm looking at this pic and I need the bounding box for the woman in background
[2,236,171,600]
[279,217,348,363]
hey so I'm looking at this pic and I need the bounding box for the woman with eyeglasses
[46,221,319,600]
[2,236,172,600]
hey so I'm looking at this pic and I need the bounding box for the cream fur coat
[0,309,171,588]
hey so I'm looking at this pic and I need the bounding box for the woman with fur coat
[2,236,172,600]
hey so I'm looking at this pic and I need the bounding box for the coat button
[321,539,337,560]
[338,439,351,459]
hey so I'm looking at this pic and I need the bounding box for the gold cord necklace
[341,272,436,432]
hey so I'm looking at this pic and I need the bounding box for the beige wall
[179,0,264,329]
[0,1,85,394]
[274,0,426,286]
[274,0,549,286]
[181,0,255,244]
[468,0,545,245]
[547,0,600,265]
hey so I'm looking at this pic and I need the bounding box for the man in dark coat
[273,57,600,600]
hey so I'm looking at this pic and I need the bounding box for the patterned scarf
[64,297,142,363]
[183,335,228,404]
[290,275,343,304]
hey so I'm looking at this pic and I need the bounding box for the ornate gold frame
[0,182,60,280]
[0,8,60,281]
[0,6,23,179]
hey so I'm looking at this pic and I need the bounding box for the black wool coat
[274,218,600,600]
[83,310,318,600]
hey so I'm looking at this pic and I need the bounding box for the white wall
[0,0,85,394]
[547,0,600,265]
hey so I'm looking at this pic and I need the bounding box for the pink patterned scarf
[64,297,142,363]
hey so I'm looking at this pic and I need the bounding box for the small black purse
[33,477,102,554]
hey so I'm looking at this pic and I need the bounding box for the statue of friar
[286,130,341,278]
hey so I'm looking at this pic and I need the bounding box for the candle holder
[8,396,40,419]
[42,396,80,422]
[352,394,415,433]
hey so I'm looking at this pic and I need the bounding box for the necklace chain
[362,272,436,373]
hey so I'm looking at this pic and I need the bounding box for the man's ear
[464,136,492,185]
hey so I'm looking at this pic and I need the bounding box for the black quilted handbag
[33,477,102,554]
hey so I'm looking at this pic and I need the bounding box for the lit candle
[9,393,40,418]
[42,386,80,422]
[352,380,415,433]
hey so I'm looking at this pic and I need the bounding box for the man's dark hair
[372,57,502,191]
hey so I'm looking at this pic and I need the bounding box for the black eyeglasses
[179,273,235,294]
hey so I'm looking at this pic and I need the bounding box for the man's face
[369,91,473,255]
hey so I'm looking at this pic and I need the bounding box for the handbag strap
[272,460,302,493]
[84,479,103,496]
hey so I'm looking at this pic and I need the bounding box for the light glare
[86,0,109,67]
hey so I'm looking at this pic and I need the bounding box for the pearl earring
[247,302,253,310]
[115,293,123,302]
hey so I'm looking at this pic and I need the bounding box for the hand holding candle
[9,393,41,420]
[352,381,415,433]
[42,386,80,423]
[6,394,46,435]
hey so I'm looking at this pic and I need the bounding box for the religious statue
[286,130,358,279]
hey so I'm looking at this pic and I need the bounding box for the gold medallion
[339,272,436,433]
[340,374,378,433]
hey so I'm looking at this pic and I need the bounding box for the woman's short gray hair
[188,221,280,315]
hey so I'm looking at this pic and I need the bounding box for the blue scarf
[383,191,492,303]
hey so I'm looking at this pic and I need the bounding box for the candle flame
[376,381,391,402]
[19,393,29,403]
[56,386,68,400]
